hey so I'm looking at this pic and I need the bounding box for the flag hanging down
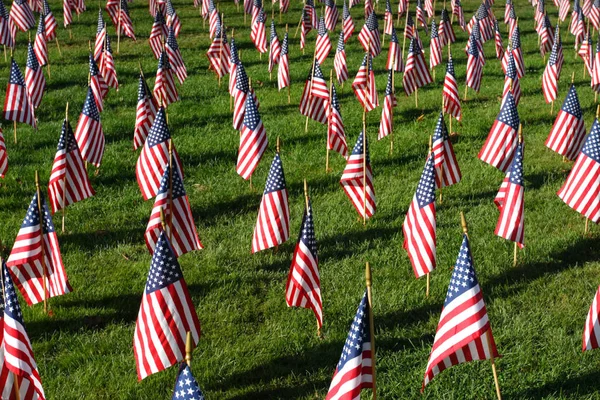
[268,20,281,73]
[136,107,183,200]
[559,0,569,21]
[117,0,136,40]
[206,24,231,79]
[280,0,289,14]
[232,62,251,130]
[443,54,461,121]
[398,0,407,16]
[325,0,338,31]
[342,0,354,41]
[502,25,525,78]
[579,33,593,75]
[502,51,521,107]
[494,140,525,247]
[593,41,600,93]
[558,116,600,223]
[251,6,267,53]
[25,41,45,110]
[358,11,381,57]
[340,131,376,220]
[403,37,432,96]
[539,14,554,56]
[403,152,436,278]
[74,87,105,168]
[89,52,108,112]
[0,0,12,48]
[438,8,456,47]
[166,26,187,84]
[145,162,203,257]
[546,84,586,161]
[300,8,309,49]
[334,30,348,83]
[2,263,46,399]
[149,9,167,59]
[386,26,403,71]
[592,0,600,30]
[285,198,322,329]
[105,0,119,26]
[41,0,56,40]
[542,27,564,103]
[416,0,428,32]
[583,286,600,351]
[453,0,466,30]
[465,22,485,67]
[208,0,219,38]
[10,0,35,32]
[494,19,504,59]
[383,0,393,35]
[315,16,331,65]
[3,59,36,129]
[134,72,158,150]
[237,92,268,180]
[252,152,290,253]
[479,92,520,172]
[327,83,347,158]
[172,363,206,399]
[165,0,181,36]
[7,191,72,306]
[352,53,378,112]
[430,20,442,70]
[48,118,95,213]
[299,60,329,124]
[229,38,240,94]
[325,291,373,400]
[154,50,179,106]
[33,14,47,67]
[277,33,290,90]
[0,127,7,177]
[378,69,396,141]
[100,35,119,91]
[94,10,106,61]
[134,231,201,381]
[432,112,461,188]
[422,233,499,389]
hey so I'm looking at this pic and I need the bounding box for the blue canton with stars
[298,199,318,259]
[446,54,456,77]
[386,0,392,13]
[511,26,521,50]
[145,231,183,294]
[313,60,325,79]
[157,163,186,200]
[263,153,286,195]
[105,34,113,53]
[0,263,5,320]
[582,118,600,162]
[496,92,519,129]
[57,118,77,153]
[270,19,278,43]
[172,363,205,400]
[243,94,261,130]
[82,87,100,121]
[331,84,341,112]
[384,69,393,96]
[36,13,45,36]
[416,154,436,208]
[235,63,249,93]
[154,8,165,25]
[3,263,25,325]
[471,20,481,42]
[390,26,398,44]
[158,50,172,72]
[167,27,179,50]
[9,59,26,86]
[147,107,171,147]
[335,292,371,371]
[433,112,449,142]
[138,73,149,102]
[365,10,378,31]
[0,0,9,20]
[318,16,327,36]
[441,8,450,23]
[281,33,288,55]
[351,131,370,164]
[430,19,438,39]
[444,235,479,307]
[409,37,421,55]
[561,84,583,118]
[96,8,105,34]
[476,3,488,20]
[230,38,239,64]
[343,0,350,20]
[26,42,40,71]
[548,30,560,66]
[166,0,176,17]
[467,34,479,57]
[20,192,55,234]
[506,52,517,80]
[89,52,100,77]
[507,142,524,186]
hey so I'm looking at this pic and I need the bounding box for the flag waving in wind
[546,84,587,161]
[479,92,520,172]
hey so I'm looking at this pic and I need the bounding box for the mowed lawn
[2,0,600,398]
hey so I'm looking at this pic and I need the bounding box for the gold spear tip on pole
[65,102,69,122]
[286,23,288,32]
[88,40,92,51]
[518,124,523,143]
[571,70,575,83]
[276,136,280,153]
[460,211,468,234]
[159,208,166,230]
[35,170,39,187]
[303,178,308,195]
[596,104,600,119]
[185,331,193,366]
[428,135,433,152]
[365,262,372,287]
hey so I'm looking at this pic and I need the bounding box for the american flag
[422,234,499,388]
[251,0,261,31]
[133,231,201,381]
[300,8,309,49]
[358,11,381,57]
[136,107,183,200]
[232,62,249,130]
[229,38,239,94]
[268,20,280,73]
[41,0,56,40]
[378,70,396,141]
[479,92,519,172]
[403,152,436,278]
[416,0,428,33]
[285,198,322,329]
[494,140,524,247]
[305,0,317,28]
[430,20,442,70]
[494,19,504,59]
[89,52,108,113]
[438,9,456,48]
[559,0,569,21]
[583,286,600,351]
[469,3,493,42]
[327,83,347,158]
[535,0,545,23]
[384,0,393,35]
[74,87,105,168]
[386,27,403,71]
[403,37,432,96]
[546,84,587,161]
[252,152,290,253]
[117,0,136,40]
[106,0,119,26]
[352,53,378,112]
[465,22,485,67]
[572,7,586,48]
[340,131,376,219]
[166,0,180,37]
[33,14,48,67]
[508,5,517,37]
[2,263,46,399]
[166,26,187,84]
[432,112,461,187]
[149,9,166,59]
[7,191,72,306]
[591,0,600,30]
[578,34,593,75]
[48,118,95,214]
[74,0,84,15]
[94,11,106,61]
[251,7,267,53]
[398,0,407,16]
[443,55,461,121]
[424,0,433,17]
[593,41,600,93]
[0,0,12,48]
[154,51,178,105]
[208,0,219,38]
[539,15,554,56]
[325,0,339,31]
[28,0,40,15]
[207,24,231,79]
[134,72,157,150]
[100,35,119,91]
[237,93,267,180]
[504,0,512,23]
[25,42,45,110]
[364,0,373,18]
[584,0,592,16]
[502,52,521,107]
[145,162,203,257]
[325,292,373,400]
[277,33,290,90]
[172,363,205,399]
[453,0,465,30]
[3,59,36,129]
[0,127,7,177]
[9,0,34,32]
[300,61,329,124]
[542,28,564,103]
[315,16,331,65]
[342,0,354,42]
[334,30,348,83]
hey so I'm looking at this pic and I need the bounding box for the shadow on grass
[512,370,600,399]
[193,192,260,227]
[318,226,397,263]
[59,226,145,252]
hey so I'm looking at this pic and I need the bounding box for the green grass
[2,0,600,398]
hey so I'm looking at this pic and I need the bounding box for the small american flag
[149,10,166,59]
[105,0,119,26]
[342,0,354,41]
[41,0,56,40]
[340,131,376,219]
[9,0,34,32]
[573,8,586,47]
[422,233,499,388]
[591,0,600,30]
[504,0,512,23]
[378,70,396,141]
[424,0,433,17]
[300,61,329,124]
[383,0,393,35]
[7,191,72,306]
[48,118,95,213]
[559,0,569,21]
[305,0,317,28]
[145,162,203,257]
[334,30,348,83]
[89,52,108,112]
[208,0,219,38]
[134,72,158,150]
[325,292,373,399]
[0,0,12,47]
[403,152,436,278]
[416,0,428,33]
[352,53,378,112]
[358,11,381,57]
[386,27,403,71]
[154,51,179,105]
[277,33,290,90]
[494,19,504,59]
[33,15,47,67]
[398,0,407,16]
[251,6,267,53]
[593,41,600,93]
[172,363,205,399]
[285,198,322,329]
[578,33,593,75]
[280,0,289,13]
[364,0,373,18]
[117,0,136,40]
[237,93,268,180]
[327,83,347,158]
[4,59,36,129]
[583,286,600,351]
[229,38,239,94]
[432,112,461,187]
[134,231,201,381]
[502,52,521,107]
[403,37,432,96]
[2,263,46,399]
[25,41,45,110]
[74,87,104,168]
[94,11,106,61]
[0,127,7,177]
[539,15,554,56]
[325,0,339,31]
[232,62,249,130]
[542,28,563,103]
[443,55,461,121]
[252,152,290,252]
[268,20,281,73]
[167,26,187,84]
[300,8,309,49]
[165,0,180,36]
[315,16,331,65]
[207,24,231,79]
[100,35,119,90]
[438,8,456,47]
[453,0,465,30]
[430,20,442,70]
[465,22,485,67]
[546,84,587,161]
[494,140,525,247]
[479,92,519,172]
[244,0,252,16]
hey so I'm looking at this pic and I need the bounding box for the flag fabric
[117,0,136,40]
[299,61,329,124]
[384,0,393,35]
[593,41,600,92]
[232,62,250,130]
[342,0,354,41]
[327,83,347,158]
[398,0,407,16]
[386,26,403,71]
[89,52,108,112]
[237,93,268,180]
[504,0,512,22]
[591,0,600,30]
[3,59,36,129]
[422,234,499,388]
[100,35,119,90]
[315,16,331,65]
[251,8,267,53]
[0,128,7,177]
[278,33,290,90]
[2,263,46,399]
[403,37,432,96]
[166,26,187,84]
[443,55,461,121]
[573,7,586,47]
[465,22,485,67]
[228,38,239,95]
[172,363,205,399]
[454,0,466,30]
[325,292,373,400]
[106,0,119,26]
[268,20,281,73]
[438,8,456,47]
[41,0,56,40]
[94,11,106,61]
[208,0,219,38]
[542,29,564,103]
[430,20,442,70]
[134,72,158,150]
[251,152,290,253]
[424,0,434,17]
[0,0,12,47]
[325,0,339,31]
[165,0,180,37]
[285,198,322,329]
[559,0,570,21]
[280,0,289,13]
[206,24,231,79]
[305,0,317,28]
[364,0,373,18]
[494,19,504,59]
[334,30,348,83]
[9,0,35,32]
[149,10,167,59]
[378,70,396,140]
[300,8,309,49]
[546,84,587,161]
[583,286,600,351]
[133,231,201,381]
[74,87,105,168]
[7,191,72,306]
[416,0,428,32]
[479,92,520,172]
[352,53,378,112]
[432,112,461,187]
[494,140,524,247]
[579,34,593,75]
[340,131,376,219]
[358,11,381,57]
[539,15,554,56]
[33,14,47,67]
[154,51,178,106]
[145,162,203,257]
[25,42,45,110]
[502,52,521,107]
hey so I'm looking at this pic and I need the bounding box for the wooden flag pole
[326,70,333,173]
[513,124,522,267]
[13,374,20,400]
[303,178,320,337]
[362,107,367,226]
[426,135,433,297]
[55,36,62,56]
[218,17,224,87]
[401,10,409,63]
[365,262,377,399]
[185,331,193,366]
[390,60,395,155]
[167,139,174,242]
[287,24,291,104]
[305,45,318,133]
[13,120,16,145]
[35,171,49,314]
[62,102,69,233]
[117,0,122,54]
[0,257,20,398]
[415,86,419,107]
[230,30,235,112]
